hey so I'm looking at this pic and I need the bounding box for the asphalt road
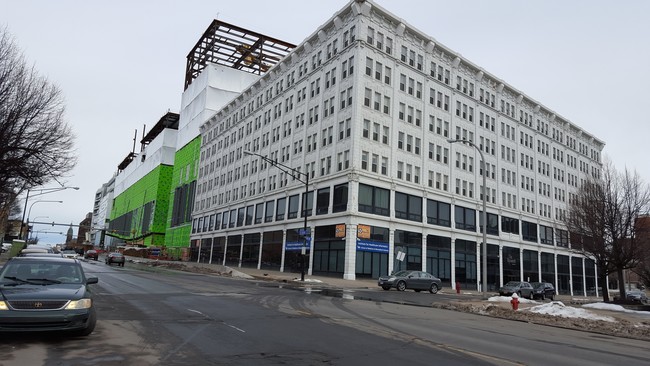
[1,260,649,365]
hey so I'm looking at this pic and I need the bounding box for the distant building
[91,175,115,249]
[76,212,92,246]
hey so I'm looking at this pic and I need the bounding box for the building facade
[90,176,115,249]
[189,0,604,296]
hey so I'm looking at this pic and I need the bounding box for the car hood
[0,284,87,301]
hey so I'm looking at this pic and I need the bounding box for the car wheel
[517,291,522,298]
[396,281,406,291]
[429,283,439,294]
[381,286,391,291]
[529,292,534,300]
[541,294,546,301]
[549,294,554,301]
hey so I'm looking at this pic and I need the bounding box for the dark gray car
[530,282,556,300]
[378,270,442,293]
[499,281,534,298]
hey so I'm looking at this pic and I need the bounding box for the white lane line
[226,324,246,333]
[187,308,245,332]
[187,309,206,317]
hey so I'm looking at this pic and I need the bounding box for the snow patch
[527,301,616,322]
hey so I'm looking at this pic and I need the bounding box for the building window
[501,216,519,234]
[316,187,330,215]
[276,198,286,221]
[333,183,348,213]
[454,205,476,232]
[288,194,299,219]
[395,192,422,222]
[358,183,389,216]
[427,199,451,227]
[540,225,554,245]
[479,212,499,235]
[522,220,538,242]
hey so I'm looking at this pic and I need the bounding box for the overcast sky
[2,0,649,245]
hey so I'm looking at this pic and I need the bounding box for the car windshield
[0,262,83,285]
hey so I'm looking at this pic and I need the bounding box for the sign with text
[286,239,311,251]
[335,224,346,238]
[357,224,370,239]
[356,239,389,253]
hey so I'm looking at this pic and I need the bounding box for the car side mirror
[86,277,99,285]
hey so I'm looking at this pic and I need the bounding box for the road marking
[226,324,246,333]
[187,309,206,317]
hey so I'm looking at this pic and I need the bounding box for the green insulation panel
[109,164,174,246]
[164,137,200,249]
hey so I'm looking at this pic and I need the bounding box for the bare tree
[0,27,76,215]
[565,161,650,302]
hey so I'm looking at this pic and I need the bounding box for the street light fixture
[244,150,309,281]
[29,216,50,240]
[448,139,488,298]
[20,186,78,240]
[26,200,63,240]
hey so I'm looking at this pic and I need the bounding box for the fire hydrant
[510,293,520,311]
[456,281,461,294]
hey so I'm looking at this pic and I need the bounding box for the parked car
[19,252,65,258]
[19,248,50,256]
[61,250,79,259]
[22,244,55,254]
[84,250,99,261]
[0,256,98,336]
[625,289,648,304]
[378,270,442,293]
[1,243,11,254]
[105,252,125,267]
[530,282,556,300]
[499,281,534,298]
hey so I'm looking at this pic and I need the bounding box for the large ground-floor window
[557,255,570,295]
[241,233,260,268]
[502,246,520,283]
[225,235,242,267]
[393,230,422,272]
[427,235,451,286]
[261,231,282,270]
[455,239,477,291]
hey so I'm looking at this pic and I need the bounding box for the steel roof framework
[184,20,296,90]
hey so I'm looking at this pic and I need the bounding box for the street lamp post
[244,151,309,281]
[448,139,488,298]
[29,216,50,240]
[26,200,63,241]
[20,186,79,240]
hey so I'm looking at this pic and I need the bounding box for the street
[1,260,649,365]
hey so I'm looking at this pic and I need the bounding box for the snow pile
[583,302,650,315]
[488,295,537,304]
[527,301,616,322]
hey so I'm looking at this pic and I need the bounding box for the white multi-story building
[190,0,604,296]
[90,175,115,249]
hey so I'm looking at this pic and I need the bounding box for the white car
[61,250,79,259]
[1,243,11,253]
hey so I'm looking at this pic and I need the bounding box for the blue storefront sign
[286,238,311,251]
[356,239,389,253]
